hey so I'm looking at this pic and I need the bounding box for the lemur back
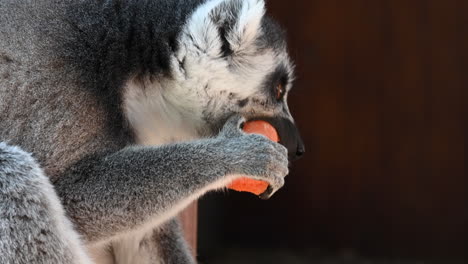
[1,0,120,181]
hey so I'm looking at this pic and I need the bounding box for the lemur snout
[250,116,305,162]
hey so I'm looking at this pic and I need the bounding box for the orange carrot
[228,120,279,195]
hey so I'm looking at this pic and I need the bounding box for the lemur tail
[0,142,93,264]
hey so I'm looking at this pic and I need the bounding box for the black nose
[290,136,305,161]
[295,142,306,159]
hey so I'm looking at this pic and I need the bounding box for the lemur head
[125,0,304,160]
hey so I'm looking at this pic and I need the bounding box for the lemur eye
[275,84,285,101]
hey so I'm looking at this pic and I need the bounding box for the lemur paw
[217,115,289,198]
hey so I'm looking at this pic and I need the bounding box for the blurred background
[197,1,467,263]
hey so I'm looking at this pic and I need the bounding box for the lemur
[0,0,304,263]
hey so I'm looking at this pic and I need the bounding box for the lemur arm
[55,139,229,242]
[54,117,288,243]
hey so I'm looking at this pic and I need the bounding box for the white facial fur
[124,0,294,145]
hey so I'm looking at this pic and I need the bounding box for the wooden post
[178,201,198,256]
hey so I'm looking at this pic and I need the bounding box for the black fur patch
[237,98,249,108]
[257,16,287,52]
[217,25,233,57]
[262,63,289,100]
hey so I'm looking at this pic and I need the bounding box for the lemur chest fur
[123,78,203,145]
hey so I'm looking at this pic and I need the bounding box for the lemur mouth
[247,116,305,163]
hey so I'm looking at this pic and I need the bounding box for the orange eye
[276,84,285,100]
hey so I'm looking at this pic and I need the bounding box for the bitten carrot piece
[228,178,270,195]
[227,120,280,195]
[242,120,279,142]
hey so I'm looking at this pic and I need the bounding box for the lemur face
[124,0,304,160]
[174,0,304,160]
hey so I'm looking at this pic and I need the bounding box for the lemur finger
[260,172,286,200]
[241,142,287,199]
[262,144,288,199]
[219,115,245,138]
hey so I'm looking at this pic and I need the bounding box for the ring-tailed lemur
[0,0,304,263]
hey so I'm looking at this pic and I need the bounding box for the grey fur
[55,118,287,242]
[0,0,301,263]
[152,220,196,264]
[0,142,92,264]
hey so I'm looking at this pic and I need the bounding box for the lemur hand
[217,115,289,199]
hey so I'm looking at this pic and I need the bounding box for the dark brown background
[199,0,468,261]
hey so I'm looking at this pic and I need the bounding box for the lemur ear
[186,0,265,57]
[211,0,265,55]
